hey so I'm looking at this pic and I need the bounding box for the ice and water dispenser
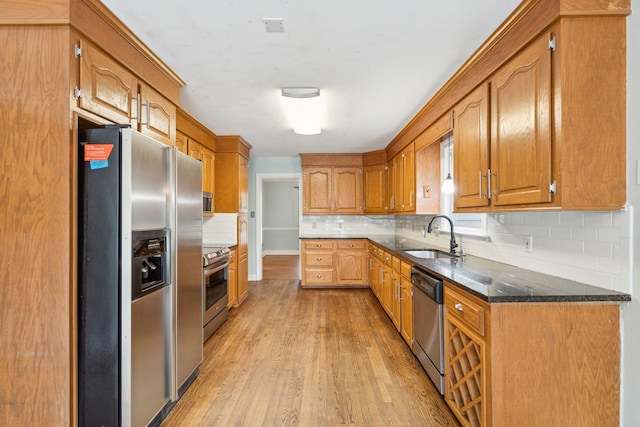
[131,229,169,300]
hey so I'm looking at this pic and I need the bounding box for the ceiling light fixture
[281,87,322,135]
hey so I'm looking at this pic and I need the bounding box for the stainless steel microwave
[203,191,213,213]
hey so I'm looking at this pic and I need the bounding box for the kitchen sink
[403,248,456,259]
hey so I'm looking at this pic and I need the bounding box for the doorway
[255,173,302,281]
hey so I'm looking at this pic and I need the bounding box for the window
[440,133,487,236]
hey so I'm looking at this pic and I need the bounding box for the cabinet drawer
[337,240,366,250]
[401,261,412,279]
[303,240,334,250]
[304,253,333,267]
[444,285,486,336]
[304,269,334,285]
[392,256,401,272]
[381,251,392,266]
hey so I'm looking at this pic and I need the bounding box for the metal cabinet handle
[479,170,483,198]
[487,168,492,199]
[316,244,321,248]
[349,243,354,248]
[454,303,464,311]
[316,257,322,261]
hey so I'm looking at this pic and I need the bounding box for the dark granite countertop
[299,234,631,303]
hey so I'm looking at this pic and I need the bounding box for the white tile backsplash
[203,213,237,246]
[392,208,633,294]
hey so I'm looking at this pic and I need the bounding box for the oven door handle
[204,259,230,279]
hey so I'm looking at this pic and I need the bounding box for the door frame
[255,172,302,281]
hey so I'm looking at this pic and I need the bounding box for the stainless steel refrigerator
[77,125,203,427]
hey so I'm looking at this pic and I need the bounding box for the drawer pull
[316,275,322,279]
[454,303,464,312]
[316,257,322,261]
[316,244,321,247]
[349,244,354,247]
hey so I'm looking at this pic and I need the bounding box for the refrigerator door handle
[168,145,179,402]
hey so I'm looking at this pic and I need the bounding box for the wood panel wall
[0,26,72,426]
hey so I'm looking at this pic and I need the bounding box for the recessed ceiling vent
[263,18,284,33]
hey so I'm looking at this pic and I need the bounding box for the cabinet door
[363,164,387,213]
[453,84,490,210]
[237,215,249,304]
[188,138,203,161]
[381,263,392,316]
[202,147,215,194]
[303,167,332,213]
[175,131,188,154]
[400,277,413,346]
[239,155,248,212]
[238,253,248,304]
[139,83,176,146]
[390,271,401,329]
[490,35,552,207]
[392,154,403,212]
[415,141,440,214]
[227,250,237,308]
[335,250,367,286]
[79,41,138,125]
[402,143,415,212]
[333,167,362,214]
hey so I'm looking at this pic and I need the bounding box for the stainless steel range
[202,246,231,342]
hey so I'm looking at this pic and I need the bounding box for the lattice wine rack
[445,317,486,427]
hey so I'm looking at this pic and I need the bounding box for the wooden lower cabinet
[301,239,367,287]
[237,214,249,305]
[238,252,248,304]
[399,262,413,346]
[444,282,621,427]
[335,240,367,285]
[227,248,238,308]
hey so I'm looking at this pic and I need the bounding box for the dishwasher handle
[411,266,443,304]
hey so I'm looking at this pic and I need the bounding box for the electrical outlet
[524,235,533,252]
[311,221,317,229]
[337,222,343,230]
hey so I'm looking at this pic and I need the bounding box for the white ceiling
[101,0,522,157]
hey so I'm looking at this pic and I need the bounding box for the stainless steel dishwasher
[411,266,445,394]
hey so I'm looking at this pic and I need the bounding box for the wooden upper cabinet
[454,34,552,211]
[402,144,415,211]
[415,141,441,214]
[363,164,387,213]
[77,40,176,146]
[187,138,204,160]
[238,155,248,212]
[139,82,176,146]
[202,147,215,202]
[453,84,490,210]
[214,136,252,213]
[78,41,138,125]
[302,166,362,214]
[333,167,362,214]
[490,34,552,207]
[175,131,188,154]
[389,142,415,213]
[303,167,332,213]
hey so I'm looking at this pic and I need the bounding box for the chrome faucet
[427,214,459,255]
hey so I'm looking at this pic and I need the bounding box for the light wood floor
[262,255,299,280]
[161,256,459,426]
